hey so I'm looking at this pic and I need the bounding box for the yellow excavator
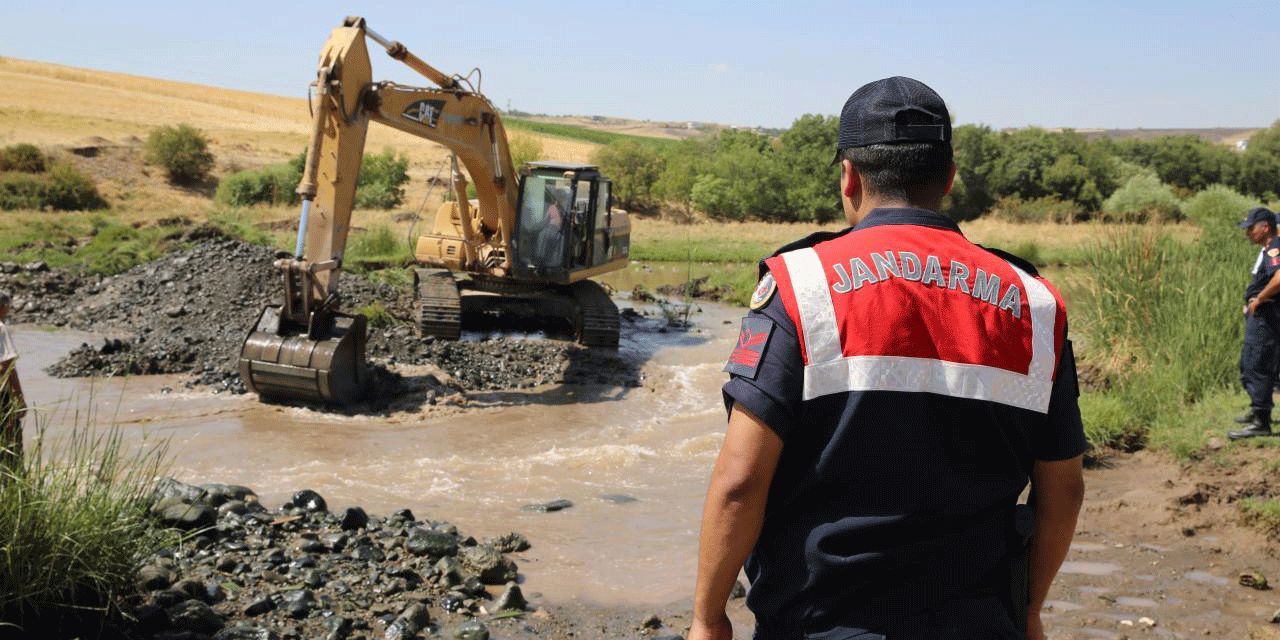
[238,16,630,405]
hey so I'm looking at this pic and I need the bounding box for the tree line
[590,116,1280,223]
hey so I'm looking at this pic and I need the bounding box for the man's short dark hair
[841,142,953,204]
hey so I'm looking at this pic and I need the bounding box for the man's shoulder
[757,228,855,277]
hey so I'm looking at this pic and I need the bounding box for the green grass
[345,224,415,273]
[1,410,177,636]
[1241,496,1280,538]
[504,118,678,149]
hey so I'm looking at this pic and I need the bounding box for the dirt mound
[2,231,643,409]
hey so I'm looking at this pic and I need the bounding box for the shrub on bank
[145,124,215,184]
[0,143,48,173]
[0,418,175,637]
[0,162,107,212]
[217,149,410,209]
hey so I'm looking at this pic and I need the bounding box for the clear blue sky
[7,0,1277,131]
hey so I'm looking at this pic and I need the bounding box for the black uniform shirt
[1245,235,1280,302]
[721,209,1087,637]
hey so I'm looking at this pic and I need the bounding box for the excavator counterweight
[238,17,629,406]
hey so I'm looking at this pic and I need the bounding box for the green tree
[1246,120,1280,158]
[945,124,1001,220]
[144,123,215,184]
[1108,135,1233,193]
[777,114,840,222]
[591,140,664,211]
[1227,149,1280,200]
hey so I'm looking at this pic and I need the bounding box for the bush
[217,148,409,209]
[0,418,175,636]
[215,163,301,207]
[0,143,47,173]
[1180,184,1257,229]
[355,149,409,209]
[43,164,108,211]
[1102,170,1182,222]
[144,123,215,184]
[0,163,106,211]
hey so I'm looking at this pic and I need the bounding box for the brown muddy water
[14,299,744,609]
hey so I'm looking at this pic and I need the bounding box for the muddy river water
[14,298,743,609]
[15,290,1280,637]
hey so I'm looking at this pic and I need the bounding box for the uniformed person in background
[0,291,25,470]
[689,77,1086,640]
[1229,207,1280,439]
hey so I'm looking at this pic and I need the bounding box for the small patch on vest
[750,273,777,310]
[724,316,774,379]
[1270,248,1279,257]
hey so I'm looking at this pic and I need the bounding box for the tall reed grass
[1074,214,1254,457]
[0,407,175,636]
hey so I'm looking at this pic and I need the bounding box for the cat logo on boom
[402,100,446,128]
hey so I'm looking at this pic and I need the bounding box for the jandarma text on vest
[829,250,1024,317]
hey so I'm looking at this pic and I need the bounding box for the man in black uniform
[1229,207,1280,439]
[690,77,1086,640]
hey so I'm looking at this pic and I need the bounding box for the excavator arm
[239,16,519,405]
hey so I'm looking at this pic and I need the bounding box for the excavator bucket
[238,306,369,405]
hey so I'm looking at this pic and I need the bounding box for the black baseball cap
[831,76,951,165]
[1238,207,1276,229]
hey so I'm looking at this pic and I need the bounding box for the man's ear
[841,159,860,198]
[943,161,957,197]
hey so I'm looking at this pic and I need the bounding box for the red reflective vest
[765,222,1067,413]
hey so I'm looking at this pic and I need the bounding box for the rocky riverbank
[0,227,649,409]
[121,478,696,640]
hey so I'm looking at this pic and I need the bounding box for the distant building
[1237,140,1249,151]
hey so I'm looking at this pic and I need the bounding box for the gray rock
[321,616,353,640]
[243,596,276,617]
[138,563,178,590]
[167,599,225,634]
[406,527,459,557]
[521,499,573,512]
[289,489,328,513]
[280,589,317,619]
[218,500,249,518]
[339,506,369,531]
[213,627,280,640]
[460,545,518,584]
[157,502,217,531]
[483,532,530,553]
[494,582,527,611]
[450,619,490,640]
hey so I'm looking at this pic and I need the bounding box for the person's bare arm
[1248,270,1280,314]
[688,403,784,640]
[1025,454,1085,640]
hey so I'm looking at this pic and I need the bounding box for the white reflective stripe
[781,248,842,364]
[796,259,1061,414]
[1014,263,1058,398]
[803,356,1053,412]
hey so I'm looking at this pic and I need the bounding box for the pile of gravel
[1,229,643,404]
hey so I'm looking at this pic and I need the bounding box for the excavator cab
[512,162,624,280]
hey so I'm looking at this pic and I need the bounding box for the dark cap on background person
[1238,207,1277,229]
[831,76,952,165]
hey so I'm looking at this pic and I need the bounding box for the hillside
[0,56,1265,214]
[0,57,612,213]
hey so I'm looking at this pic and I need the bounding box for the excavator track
[416,269,462,340]
[570,280,619,348]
